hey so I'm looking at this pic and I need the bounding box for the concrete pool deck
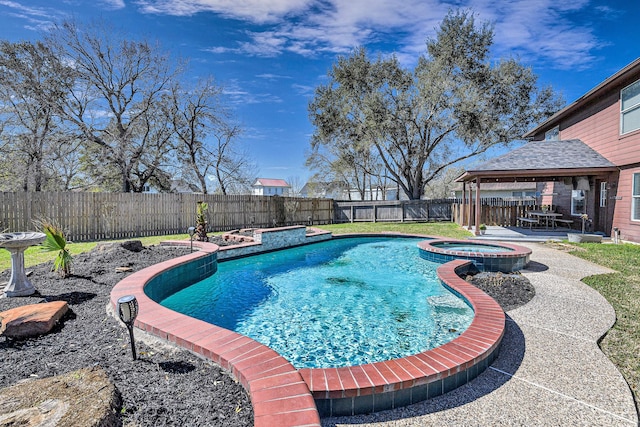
[322,242,639,426]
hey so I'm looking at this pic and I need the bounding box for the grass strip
[567,242,640,403]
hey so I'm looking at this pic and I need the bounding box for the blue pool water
[431,242,514,252]
[160,237,474,369]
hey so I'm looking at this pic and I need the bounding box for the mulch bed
[467,271,536,311]
[0,242,253,427]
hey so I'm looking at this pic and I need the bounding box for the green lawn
[565,242,640,402]
[316,221,472,239]
[0,234,191,272]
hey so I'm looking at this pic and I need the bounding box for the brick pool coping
[110,236,506,424]
[418,239,532,273]
[418,239,532,259]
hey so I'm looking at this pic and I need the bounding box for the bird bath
[0,232,46,297]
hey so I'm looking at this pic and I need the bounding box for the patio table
[528,211,562,230]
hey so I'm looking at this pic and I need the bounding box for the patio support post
[461,181,467,226]
[474,178,481,236]
[467,183,473,230]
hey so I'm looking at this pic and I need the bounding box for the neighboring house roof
[252,178,290,188]
[458,139,618,182]
[523,57,640,138]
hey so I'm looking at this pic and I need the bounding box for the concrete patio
[469,225,608,243]
[322,242,637,426]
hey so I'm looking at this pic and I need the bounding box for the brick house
[458,57,640,241]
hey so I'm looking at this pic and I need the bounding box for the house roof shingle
[466,139,616,173]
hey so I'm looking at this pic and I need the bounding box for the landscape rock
[0,301,68,339]
[120,240,144,252]
[0,366,121,427]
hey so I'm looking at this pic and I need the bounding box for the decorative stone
[0,301,68,339]
[0,367,120,427]
[567,233,603,243]
[120,240,144,252]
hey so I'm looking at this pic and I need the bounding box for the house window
[545,126,559,141]
[633,173,640,221]
[600,182,607,208]
[571,190,586,216]
[621,79,640,134]
[511,191,535,198]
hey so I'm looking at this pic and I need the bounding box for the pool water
[160,237,474,369]
[431,242,514,252]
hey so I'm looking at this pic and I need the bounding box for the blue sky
[1,0,638,184]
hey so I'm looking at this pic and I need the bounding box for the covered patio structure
[457,139,619,236]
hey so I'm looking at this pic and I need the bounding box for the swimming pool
[159,237,474,369]
[113,233,506,420]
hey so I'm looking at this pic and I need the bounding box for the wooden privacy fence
[333,199,453,223]
[0,192,333,242]
[451,203,540,227]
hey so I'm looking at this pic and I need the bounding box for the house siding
[527,66,640,241]
[612,166,640,242]
[558,89,640,166]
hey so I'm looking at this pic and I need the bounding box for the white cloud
[468,0,602,69]
[292,83,315,96]
[148,0,605,71]
[135,0,313,23]
[100,0,126,10]
[256,73,293,79]
[0,0,69,31]
[203,46,233,54]
[223,79,283,104]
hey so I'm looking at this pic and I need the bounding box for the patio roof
[458,139,618,183]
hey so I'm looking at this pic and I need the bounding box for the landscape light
[187,226,196,252]
[117,295,139,360]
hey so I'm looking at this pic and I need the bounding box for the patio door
[595,179,607,234]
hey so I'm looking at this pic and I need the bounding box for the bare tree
[169,79,254,195]
[46,20,182,192]
[423,166,465,199]
[0,41,70,191]
[286,176,304,197]
[210,121,255,195]
[169,79,222,194]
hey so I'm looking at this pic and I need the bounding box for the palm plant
[40,221,72,277]
[196,201,209,242]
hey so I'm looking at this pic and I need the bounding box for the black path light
[187,226,196,253]
[117,295,139,360]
